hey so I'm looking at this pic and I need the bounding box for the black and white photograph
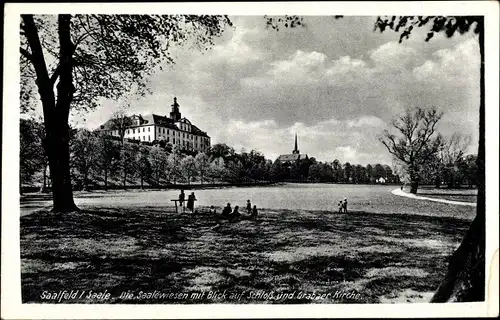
[2,1,499,319]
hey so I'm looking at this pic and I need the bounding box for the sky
[75,16,480,166]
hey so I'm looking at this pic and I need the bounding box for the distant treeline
[20,118,477,192]
[20,119,398,191]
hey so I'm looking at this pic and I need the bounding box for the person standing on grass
[187,192,197,214]
[246,199,252,215]
[338,200,343,213]
[179,189,186,213]
[342,198,348,213]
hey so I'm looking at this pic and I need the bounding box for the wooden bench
[171,199,198,213]
[171,200,184,213]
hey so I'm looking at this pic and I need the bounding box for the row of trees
[21,117,478,191]
[21,118,403,189]
[420,134,478,189]
[20,120,279,190]
[271,158,400,184]
[308,161,397,184]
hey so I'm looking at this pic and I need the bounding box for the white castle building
[100,97,211,153]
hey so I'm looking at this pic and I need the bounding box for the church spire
[293,133,300,154]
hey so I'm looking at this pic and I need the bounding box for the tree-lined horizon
[26,118,477,191]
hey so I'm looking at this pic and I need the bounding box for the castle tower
[292,133,300,154]
[170,97,181,121]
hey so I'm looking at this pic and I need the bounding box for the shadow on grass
[21,206,470,304]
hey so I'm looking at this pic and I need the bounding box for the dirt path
[391,188,476,207]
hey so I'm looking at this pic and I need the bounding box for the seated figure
[251,205,258,219]
[222,203,232,217]
[209,205,216,215]
[232,205,241,217]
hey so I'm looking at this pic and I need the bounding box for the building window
[167,129,169,134]
[148,136,150,141]
[148,127,150,132]
[133,129,135,134]
[143,136,145,140]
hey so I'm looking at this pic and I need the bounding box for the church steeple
[170,97,181,121]
[292,133,300,154]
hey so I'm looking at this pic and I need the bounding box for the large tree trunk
[431,19,485,303]
[23,14,79,213]
[104,168,108,190]
[409,164,419,194]
[434,176,441,189]
[40,163,47,192]
[409,178,419,194]
[44,126,78,212]
[83,170,89,191]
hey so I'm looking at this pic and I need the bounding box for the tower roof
[293,133,300,154]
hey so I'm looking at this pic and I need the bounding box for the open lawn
[21,199,472,304]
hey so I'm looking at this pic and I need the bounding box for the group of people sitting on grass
[216,199,258,220]
[178,189,258,219]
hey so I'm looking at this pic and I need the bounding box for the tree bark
[104,168,108,190]
[431,19,485,303]
[42,164,47,189]
[83,170,89,191]
[409,174,419,194]
[45,128,78,212]
[23,14,78,213]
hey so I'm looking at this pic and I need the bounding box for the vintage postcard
[2,1,499,319]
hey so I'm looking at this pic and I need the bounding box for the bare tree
[440,133,472,188]
[441,133,472,164]
[109,110,132,146]
[380,107,443,194]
